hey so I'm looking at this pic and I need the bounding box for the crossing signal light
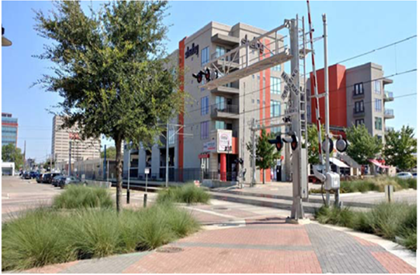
[336,137,348,153]
[269,135,283,152]
[322,138,334,154]
[234,158,244,165]
[290,132,298,151]
[192,70,204,83]
[204,68,211,82]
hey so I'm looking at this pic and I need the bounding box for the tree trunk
[115,136,123,212]
[263,168,265,184]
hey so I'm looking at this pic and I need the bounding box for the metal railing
[384,109,394,116]
[384,91,394,100]
[385,127,394,132]
[211,104,239,116]
[353,108,365,115]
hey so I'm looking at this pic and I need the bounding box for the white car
[396,172,413,180]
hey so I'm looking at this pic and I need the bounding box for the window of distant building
[375,98,382,112]
[354,100,364,113]
[215,46,226,59]
[375,117,382,130]
[216,96,226,110]
[200,121,209,139]
[270,100,281,117]
[375,80,382,94]
[271,126,281,135]
[201,96,209,115]
[215,120,226,130]
[271,77,281,94]
[201,47,209,67]
[355,119,365,126]
[354,82,364,95]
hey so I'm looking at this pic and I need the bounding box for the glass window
[270,100,281,117]
[215,121,226,130]
[216,46,226,59]
[354,83,364,95]
[375,80,381,94]
[216,96,226,110]
[355,101,364,112]
[200,121,209,140]
[375,98,382,112]
[271,77,281,94]
[201,96,209,115]
[375,117,382,130]
[355,119,364,126]
[201,47,209,67]
[271,126,281,135]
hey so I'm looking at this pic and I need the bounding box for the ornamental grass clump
[157,183,211,204]
[53,185,113,209]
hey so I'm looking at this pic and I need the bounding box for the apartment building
[52,115,101,162]
[124,21,288,183]
[2,113,18,147]
[308,63,394,142]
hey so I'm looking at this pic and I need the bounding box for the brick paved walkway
[24,216,416,273]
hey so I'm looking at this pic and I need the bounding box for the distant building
[2,113,18,147]
[308,62,394,143]
[52,115,101,163]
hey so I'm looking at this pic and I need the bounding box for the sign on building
[203,140,217,152]
[217,129,232,153]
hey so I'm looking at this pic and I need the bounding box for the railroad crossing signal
[269,135,283,152]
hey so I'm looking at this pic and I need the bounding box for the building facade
[124,21,289,183]
[2,113,18,147]
[52,115,101,163]
[308,63,394,142]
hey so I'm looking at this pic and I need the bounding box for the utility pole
[251,118,256,186]
[69,140,71,176]
[103,145,107,180]
[165,122,169,188]
[50,154,52,172]
[323,13,331,206]
[127,147,131,204]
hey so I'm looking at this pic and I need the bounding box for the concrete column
[220,153,227,181]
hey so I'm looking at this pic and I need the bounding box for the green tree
[34,1,183,211]
[247,128,281,184]
[2,144,24,169]
[43,158,55,170]
[345,125,382,165]
[101,146,117,160]
[383,126,417,171]
[305,124,327,165]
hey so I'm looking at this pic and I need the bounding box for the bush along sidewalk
[315,202,417,252]
[2,187,200,271]
[156,183,211,204]
[310,176,417,194]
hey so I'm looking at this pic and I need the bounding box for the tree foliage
[34,1,183,211]
[383,125,417,171]
[247,128,281,184]
[345,125,382,165]
[101,146,117,160]
[305,124,327,165]
[2,144,24,169]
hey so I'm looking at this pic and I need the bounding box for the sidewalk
[24,200,416,273]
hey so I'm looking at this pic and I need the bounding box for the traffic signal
[192,70,204,83]
[204,68,211,82]
[234,158,244,166]
[269,135,283,152]
[336,137,348,153]
[322,138,334,154]
[290,132,298,151]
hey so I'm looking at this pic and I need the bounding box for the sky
[1,1,417,162]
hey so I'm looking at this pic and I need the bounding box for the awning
[330,157,349,168]
[369,159,390,169]
[198,153,210,159]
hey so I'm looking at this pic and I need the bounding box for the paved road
[3,176,416,273]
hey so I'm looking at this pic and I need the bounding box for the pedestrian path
[23,201,416,273]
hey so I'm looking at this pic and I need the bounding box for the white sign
[217,130,233,153]
[203,140,217,152]
[144,168,150,174]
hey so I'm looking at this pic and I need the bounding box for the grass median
[310,176,417,194]
[2,186,200,271]
[315,202,417,251]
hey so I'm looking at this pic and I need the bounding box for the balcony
[353,108,365,117]
[211,85,239,96]
[211,33,239,47]
[211,52,240,70]
[210,104,239,119]
[384,109,395,119]
[385,126,394,132]
[384,91,394,102]
[352,90,364,98]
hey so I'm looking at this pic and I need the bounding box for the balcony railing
[211,104,239,117]
[385,127,394,132]
[384,91,394,101]
[353,108,365,115]
[384,108,394,119]
[353,90,364,97]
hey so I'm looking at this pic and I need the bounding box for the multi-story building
[2,113,18,147]
[308,62,394,142]
[52,115,101,162]
[123,21,289,183]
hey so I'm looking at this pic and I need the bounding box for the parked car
[52,175,65,187]
[42,172,61,184]
[23,172,31,180]
[59,176,82,189]
[36,173,44,183]
[396,172,413,180]
[412,172,417,179]
[30,171,39,179]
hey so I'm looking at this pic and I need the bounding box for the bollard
[127,189,130,204]
[143,193,148,208]
[385,185,394,203]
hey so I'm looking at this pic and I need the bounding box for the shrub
[157,184,211,204]
[315,203,416,251]
[53,185,113,209]
[2,203,200,271]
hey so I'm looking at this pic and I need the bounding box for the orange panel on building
[310,64,347,130]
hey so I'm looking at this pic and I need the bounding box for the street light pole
[165,122,169,188]
[127,148,131,204]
